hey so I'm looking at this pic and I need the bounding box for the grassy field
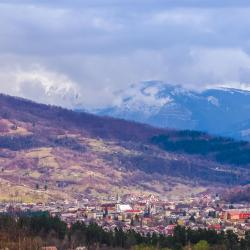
[0,115,212,203]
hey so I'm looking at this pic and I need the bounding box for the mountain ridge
[93,81,250,141]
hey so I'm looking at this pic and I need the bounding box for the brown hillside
[0,94,248,203]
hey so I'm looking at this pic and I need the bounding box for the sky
[1,0,250,108]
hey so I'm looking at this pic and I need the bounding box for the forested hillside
[151,131,250,167]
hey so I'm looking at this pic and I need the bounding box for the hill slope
[0,94,249,202]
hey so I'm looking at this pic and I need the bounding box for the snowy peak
[94,81,250,141]
[114,81,175,116]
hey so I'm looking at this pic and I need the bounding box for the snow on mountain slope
[93,81,250,140]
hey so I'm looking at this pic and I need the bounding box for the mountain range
[94,81,250,141]
[0,93,249,203]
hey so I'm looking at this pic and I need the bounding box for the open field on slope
[0,137,206,203]
[0,179,52,203]
[0,119,32,136]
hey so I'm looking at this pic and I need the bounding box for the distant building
[116,204,132,213]
[221,210,250,221]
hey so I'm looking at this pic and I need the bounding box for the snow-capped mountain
[93,81,250,140]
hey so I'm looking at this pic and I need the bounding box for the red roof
[125,209,142,213]
[208,224,221,230]
[166,224,176,229]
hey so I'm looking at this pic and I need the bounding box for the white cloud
[186,48,250,86]
[0,65,82,108]
[150,9,207,27]
[0,1,250,108]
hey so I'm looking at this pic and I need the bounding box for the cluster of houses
[0,195,250,237]
[1,193,250,239]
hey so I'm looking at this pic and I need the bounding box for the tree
[193,240,210,250]
[240,231,250,250]
[189,215,196,222]
[246,231,250,247]
[208,211,216,218]
[173,226,186,246]
[131,217,134,226]
[125,230,137,248]
[225,230,239,250]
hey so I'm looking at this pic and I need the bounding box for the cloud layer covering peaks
[1,0,250,108]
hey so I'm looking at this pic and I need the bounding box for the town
[1,192,249,240]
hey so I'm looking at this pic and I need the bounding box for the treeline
[0,135,43,151]
[0,213,249,250]
[70,222,250,250]
[223,185,250,203]
[124,153,239,185]
[52,136,86,152]
[151,131,250,167]
[0,134,86,152]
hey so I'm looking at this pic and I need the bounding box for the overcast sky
[1,0,250,108]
